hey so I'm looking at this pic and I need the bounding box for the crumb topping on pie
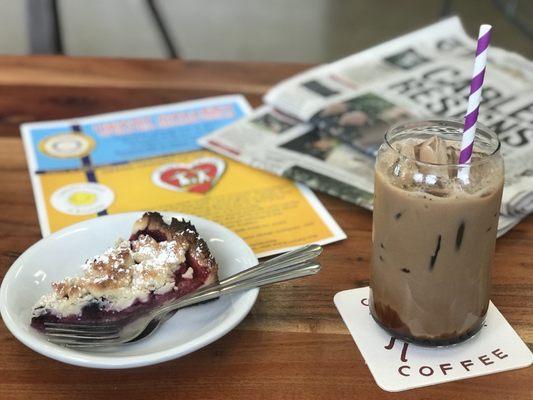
[31,212,218,323]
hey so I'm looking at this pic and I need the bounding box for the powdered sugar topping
[32,234,188,318]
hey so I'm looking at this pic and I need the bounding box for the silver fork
[126,243,323,343]
[44,244,322,348]
[46,259,320,348]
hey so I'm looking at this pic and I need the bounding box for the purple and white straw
[458,24,492,174]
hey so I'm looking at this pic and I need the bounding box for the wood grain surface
[0,56,531,400]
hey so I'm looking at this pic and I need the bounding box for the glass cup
[369,119,504,346]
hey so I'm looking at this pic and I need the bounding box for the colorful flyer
[21,95,345,257]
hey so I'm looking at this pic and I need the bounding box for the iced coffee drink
[369,120,504,345]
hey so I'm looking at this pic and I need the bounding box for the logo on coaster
[51,183,114,215]
[39,132,95,159]
[152,157,225,194]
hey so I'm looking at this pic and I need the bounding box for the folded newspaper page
[200,17,533,236]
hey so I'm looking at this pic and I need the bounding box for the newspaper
[200,17,533,236]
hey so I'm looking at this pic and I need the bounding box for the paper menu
[21,95,345,257]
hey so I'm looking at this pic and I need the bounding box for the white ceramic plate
[0,212,258,369]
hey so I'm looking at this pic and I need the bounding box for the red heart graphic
[152,157,225,194]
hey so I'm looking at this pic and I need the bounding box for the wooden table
[0,56,531,400]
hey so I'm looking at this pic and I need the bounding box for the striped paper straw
[459,24,492,171]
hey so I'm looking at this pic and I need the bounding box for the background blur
[1,0,531,61]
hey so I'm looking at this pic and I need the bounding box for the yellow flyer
[21,96,345,257]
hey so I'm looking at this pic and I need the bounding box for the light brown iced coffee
[369,120,504,345]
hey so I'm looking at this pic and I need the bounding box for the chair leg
[146,0,179,58]
[26,0,63,54]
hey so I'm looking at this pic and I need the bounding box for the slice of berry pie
[31,212,219,330]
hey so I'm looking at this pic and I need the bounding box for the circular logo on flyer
[39,132,95,159]
[51,183,114,215]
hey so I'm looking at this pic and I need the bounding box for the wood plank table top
[0,56,531,400]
